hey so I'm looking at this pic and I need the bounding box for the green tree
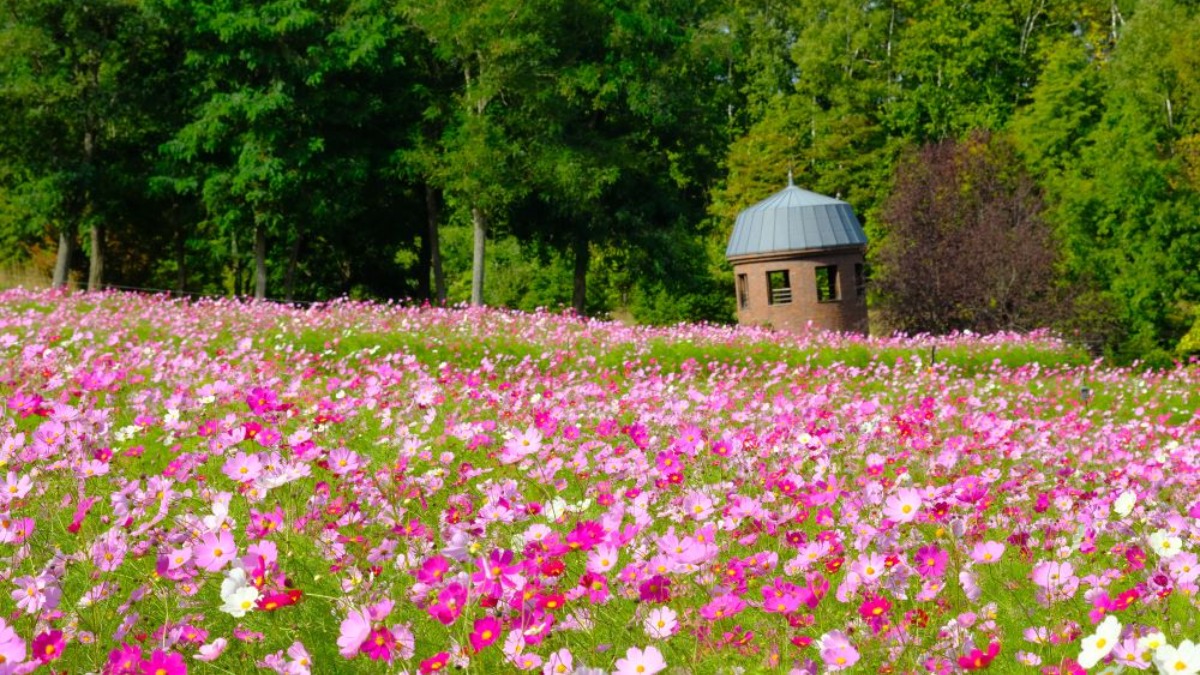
[154,0,412,299]
[403,0,556,306]
[0,0,161,290]
[1048,0,1200,362]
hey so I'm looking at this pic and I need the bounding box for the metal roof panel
[726,183,867,258]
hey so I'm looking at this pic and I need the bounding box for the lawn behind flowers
[0,289,1197,674]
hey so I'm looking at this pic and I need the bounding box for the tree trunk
[416,218,431,301]
[174,214,187,294]
[426,184,446,303]
[230,229,241,297]
[572,231,589,315]
[52,226,74,288]
[254,225,267,300]
[284,229,303,302]
[471,206,487,306]
[84,127,100,291]
[88,222,104,292]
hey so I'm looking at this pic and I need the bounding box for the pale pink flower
[644,606,678,640]
[883,487,922,523]
[195,637,228,662]
[613,645,666,675]
[337,608,371,658]
[543,648,573,675]
[971,541,1005,564]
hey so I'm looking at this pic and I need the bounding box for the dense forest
[1,0,1199,364]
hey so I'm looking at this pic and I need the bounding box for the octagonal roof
[726,176,867,259]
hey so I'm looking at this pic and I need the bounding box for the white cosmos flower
[1077,615,1121,669]
[1113,490,1136,517]
[1138,631,1167,655]
[1154,639,1200,675]
[219,585,259,618]
[544,498,568,521]
[220,567,252,599]
[1149,530,1184,559]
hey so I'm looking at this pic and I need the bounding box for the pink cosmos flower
[644,606,678,639]
[818,630,859,671]
[638,575,671,603]
[883,487,923,523]
[543,648,573,675]
[166,545,192,571]
[586,545,619,573]
[499,426,543,464]
[762,580,801,614]
[195,638,228,662]
[12,575,60,615]
[1032,561,1077,590]
[222,451,262,483]
[858,595,891,621]
[579,572,610,603]
[194,530,236,572]
[66,496,97,533]
[1,471,33,502]
[472,549,520,596]
[328,448,364,475]
[971,541,1005,564]
[613,645,666,675]
[92,529,128,572]
[850,552,887,584]
[700,594,747,621]
[337,609,371,658]
[0,619,26,670]
[957,641,1000,670]
[287,641,313,672]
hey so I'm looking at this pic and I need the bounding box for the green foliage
[0,0,1198,360]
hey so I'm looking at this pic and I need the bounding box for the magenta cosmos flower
[142,649,187,674]
[913,545,948,578]
[469,616,502,652]
[31,629,64,664]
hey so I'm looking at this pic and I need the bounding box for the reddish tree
[874,132,1058,335]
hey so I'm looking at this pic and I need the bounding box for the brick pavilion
[726,174,868,334]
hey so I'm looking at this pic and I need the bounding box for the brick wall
[732,249,868,334]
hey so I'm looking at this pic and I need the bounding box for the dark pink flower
[639,575,671,603]
[32,629,64,663]
[139,649,186,674]
[913,545,948,578]
[469,616,502,652]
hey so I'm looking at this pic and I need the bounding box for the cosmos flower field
[1,290,1198,675]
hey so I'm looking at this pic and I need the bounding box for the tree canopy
[2,0,1199,363]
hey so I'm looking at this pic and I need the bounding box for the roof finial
[787,167,794,187]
